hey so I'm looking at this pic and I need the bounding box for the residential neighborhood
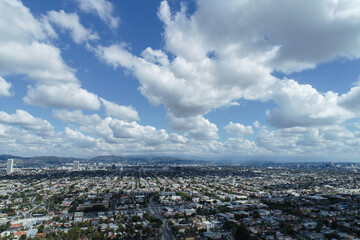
[0,163,360,239]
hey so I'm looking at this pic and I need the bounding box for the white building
[73,161,80,171]
[6,159,14,175]
[74,212,83,222]
[26,229,38,238]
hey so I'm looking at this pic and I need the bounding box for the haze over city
[1,0,360,161]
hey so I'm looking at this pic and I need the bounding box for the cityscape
[2,0,360,239]
[0,157,360,239]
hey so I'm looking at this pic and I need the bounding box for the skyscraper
[6,159,14,175]
[73,161,80,171]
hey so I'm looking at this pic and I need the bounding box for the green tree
[68,226,82,240]
[253,210,260,219]
[135,224,142,230]
[92,231,105,240]
[131,215,141,222]
[234,224,252,240]
[117,224,125,232]
[0,222,10,233]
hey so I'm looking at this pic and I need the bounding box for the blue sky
[1,0,360,161]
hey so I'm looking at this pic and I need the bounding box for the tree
[38,224,44,233]
[68,226,82,240]
[131,215,141,222]
[0,221,10,233]
[117,224,125,232]
[325,232,340,239]
[253,210,260,219]
[223,220,236,230]
[135,224,142,230]
[35,194,43,204]
[92,231,105,240]
[142,226,151,236]
[234,224,252,240]
[149,216,163,228]
[68,202,78,213]
[84,205,107,213]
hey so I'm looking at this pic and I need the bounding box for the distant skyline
[1,0,360,161]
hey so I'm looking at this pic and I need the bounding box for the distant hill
[0,155,83,167]
[28,156,84,166]
[0,154,29,161]
[0,154,210,166]
[90,155,209,165]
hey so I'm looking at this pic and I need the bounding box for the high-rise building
[73,161,80,171]
[6,159,14,175]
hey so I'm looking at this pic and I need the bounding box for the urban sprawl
[1,160,360,240]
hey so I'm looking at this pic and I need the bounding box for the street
[149,196,175,240]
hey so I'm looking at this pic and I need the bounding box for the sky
[1,0,360,161]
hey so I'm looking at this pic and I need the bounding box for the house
[258,209,271,216]
[0,231,11,237]
[201,221,215,231]
[9,223,23,232]
[26,229,38,238]
[14,231,26,239]
[171,196,182,201]
[74,212,84,222]
[302,221,317,230]
[35,232,46,238]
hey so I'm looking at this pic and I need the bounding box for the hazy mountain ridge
[89,155,208,165]
[0,154,29,161]
[0,154,209,166]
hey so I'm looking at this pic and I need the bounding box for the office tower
[6,159,14,175]
[73,161,80,171]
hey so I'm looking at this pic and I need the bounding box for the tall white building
[6,159,14,175]
[73,161,80,171]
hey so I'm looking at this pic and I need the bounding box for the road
[110,194,118,211]
[25,210,33,218]
[149,196,175,240]
[25,205,42,218]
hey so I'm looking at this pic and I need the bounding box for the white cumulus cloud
[76,0,119,29]
[101,98,139,122]
[52,109,102,126]
[0,109,54,137]
[224,122,254,136]
[266,79,354,128]
[0,0,101,110]
[46,10,99,44]
[0,77,12,97]
[24,83,101,110]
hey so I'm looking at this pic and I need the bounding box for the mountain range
[0,154,209,167]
